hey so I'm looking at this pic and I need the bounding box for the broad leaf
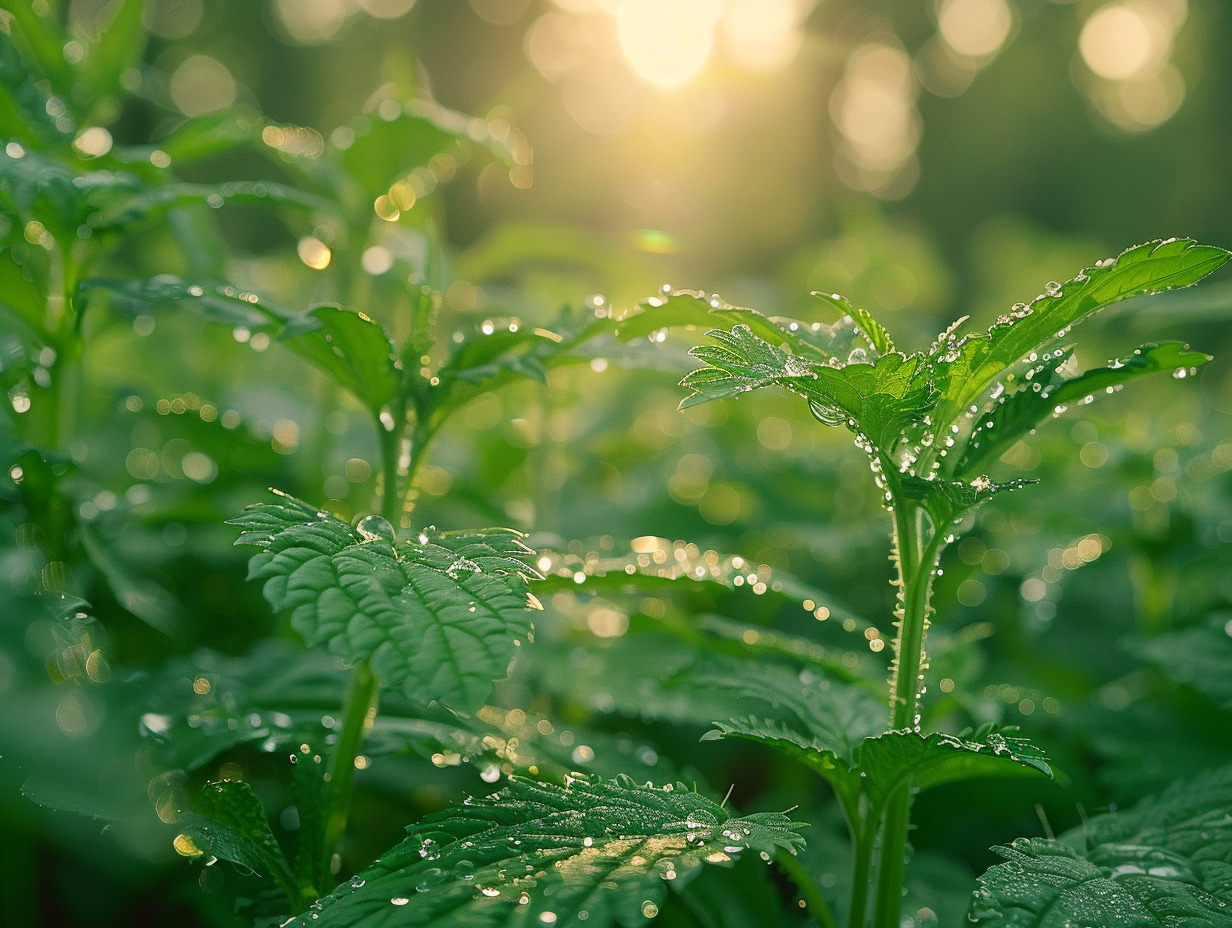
[279,305,401,415]
[230,492,541,711]
[680,324,935,451]
[80,275,293,330]
[932,239,1229,435]
[708,722,1050,818]
[970,761,1232,926]
[956,341,1212,475]
[282,774,804,928]
[176,779,297,899]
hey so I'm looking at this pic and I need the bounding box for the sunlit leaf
[230,492,540,711]
[282,774,804,928]
[280,305,400,415]
[955,342,1212,476]
[932,239,1230,436]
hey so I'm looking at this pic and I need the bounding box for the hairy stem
[320,658,379,877]
[871,499,942,928]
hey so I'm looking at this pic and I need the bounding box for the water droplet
[391,896,410,906]
[1044,281,1062,297]
[847,347,870,365]
[354,514,395,543]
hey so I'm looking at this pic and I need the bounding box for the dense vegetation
[3,2,1232,927]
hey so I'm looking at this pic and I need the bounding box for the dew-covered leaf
[811,290,896,356]
[708,722,1050,818]
[617,290,858,362]
[279,305,400,415]
[282,774,804,928]
[956,342,1212,476]
[680,324,935,451]
[230,492,540,711]
[970,761,1232,926]
[79,275,293,329]
[0,30,63,143]
[898,474,1037,527]
[177,779,297,897]
[933,239,1230,433]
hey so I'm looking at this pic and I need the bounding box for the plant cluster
[3,5,1232,928]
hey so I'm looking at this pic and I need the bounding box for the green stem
[775,848,837,928]
[871,499,942,928]
[320,658,379,877]
[847,816,876,928]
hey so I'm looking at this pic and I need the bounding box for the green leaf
[971,762,1232,925]
[279,305,400,415]
[898,474,1037,528]
[341,98,518,201]
[82,0,148,103]
[230,492,541,711]
[811,290,896,355]
[708,723,1050,818]
[0,30,63,143]
[79,274,292,330]
[1130,614,1232,709]
[281,774,804,928]
[955,342,1212,476]
[932,239,1230,437]
[626,290,861,361]
[177,779,296,898]
[680,324,935,451]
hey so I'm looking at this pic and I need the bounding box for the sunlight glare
[719,0,808,72]
[617,0,722,89]
[937,0,1013,59]
[1079,2,1169,80]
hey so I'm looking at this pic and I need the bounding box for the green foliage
[3,8,1231,928]
[283,774,804,928]
[970,762,1232,926]
[230,492,540,711]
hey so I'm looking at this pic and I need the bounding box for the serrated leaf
[970,762,1232,926]
[178,779,296,897]
[680,324,935,451]
[230,493,540,711]
[618,290,857,362]
[282,774,804,928]
[811,290,895,356]
[932,239,1230,434]
[279,305,400,415]
[898,474,1037,527]
[708,723,1049,818]
[956,342,1212,475]
[79,275,293,329]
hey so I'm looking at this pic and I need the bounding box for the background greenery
[2,0,1231,925]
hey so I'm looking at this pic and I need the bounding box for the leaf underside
[970,761,1232,926]
[229,492,540,712]
[282,774,805,928]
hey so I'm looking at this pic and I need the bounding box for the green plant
[5,7,1232,928]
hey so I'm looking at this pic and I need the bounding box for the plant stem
[871,499,942,928]
[320,658,379,877]
[775,848,837,928]
[847,817,876,928]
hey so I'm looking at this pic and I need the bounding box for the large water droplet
[355,514,395,543]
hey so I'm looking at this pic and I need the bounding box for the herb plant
[3,6,1232,928]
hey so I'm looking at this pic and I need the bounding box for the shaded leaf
[1130,614,1232,710]
[79,274,292,329]
[230,492,540,711]
[178,779,296,897]
[970,762,1232,926]
[282,774,804,928]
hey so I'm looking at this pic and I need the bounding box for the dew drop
[354,514,395,543]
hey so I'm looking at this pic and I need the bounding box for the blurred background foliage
[2,0,1231,925]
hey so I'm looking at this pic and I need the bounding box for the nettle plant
[4,8,1232,928]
